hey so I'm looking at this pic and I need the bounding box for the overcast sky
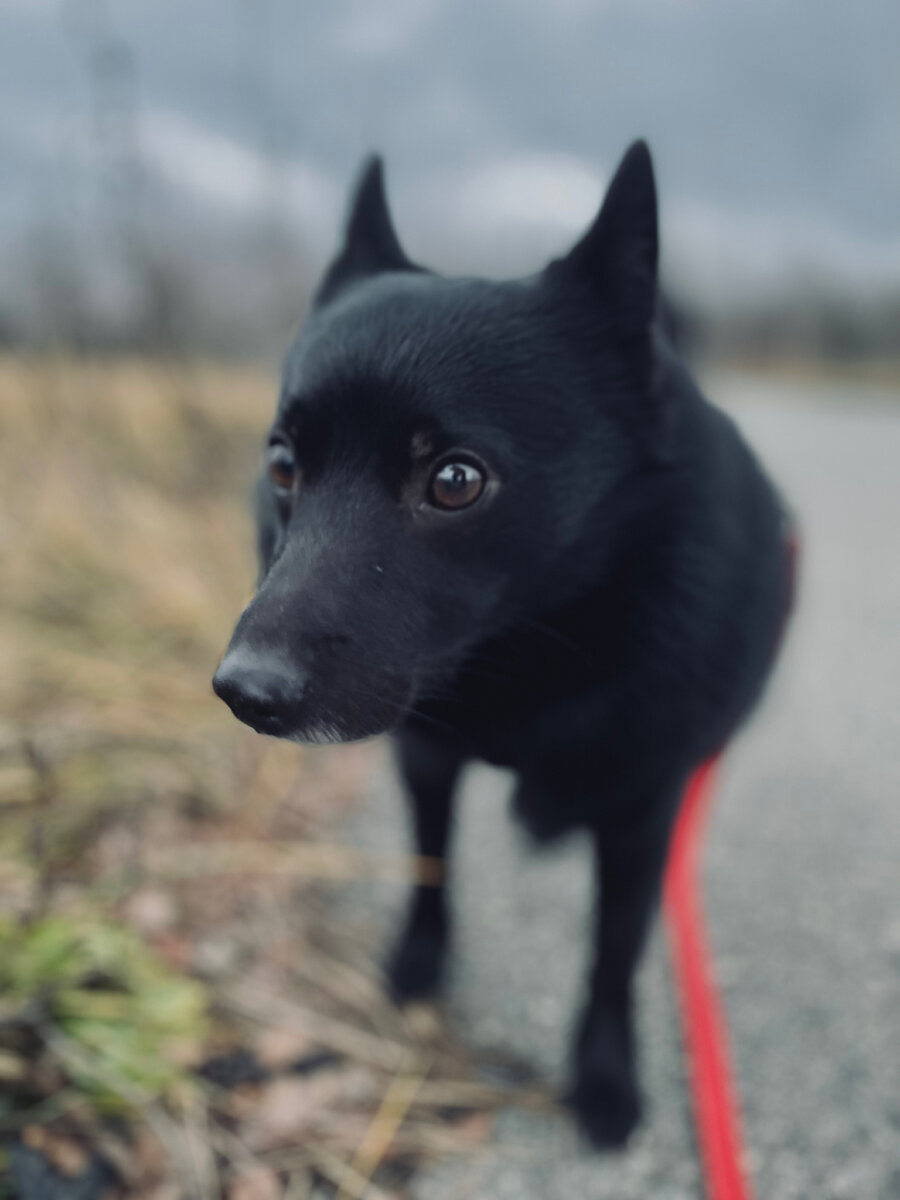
[2,0,898,311]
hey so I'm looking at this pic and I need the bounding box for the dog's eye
[267,442,296,492]
[428,460,485,511]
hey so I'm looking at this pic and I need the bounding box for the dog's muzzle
[212,646,308,738]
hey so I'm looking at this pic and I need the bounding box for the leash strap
[664,758,754,1200]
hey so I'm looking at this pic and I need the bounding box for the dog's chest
[413,598,627,764]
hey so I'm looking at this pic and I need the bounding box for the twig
[306,1145,393,1200]
[221,982,411,1072]
[273,943,407,1047]
[337,1052,430,1200]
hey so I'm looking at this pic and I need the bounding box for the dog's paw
[566,1071,642,1150]
[385,928,446,1001]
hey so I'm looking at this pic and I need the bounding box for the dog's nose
[212,647,307,736]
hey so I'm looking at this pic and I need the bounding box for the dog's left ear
[548,140,658,339]
[315,155,420,306]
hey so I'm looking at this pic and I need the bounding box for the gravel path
[344,374,900,1199]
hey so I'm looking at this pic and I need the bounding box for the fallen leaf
[242,1073,346,1151]
[227,1166,282,1200]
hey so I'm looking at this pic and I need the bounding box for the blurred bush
[0,912,207,1110]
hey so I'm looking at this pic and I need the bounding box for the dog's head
[213,141,666,742]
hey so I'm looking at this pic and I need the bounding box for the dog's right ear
[314,156,420,307]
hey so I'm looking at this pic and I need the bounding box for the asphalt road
[345,374,900,1200]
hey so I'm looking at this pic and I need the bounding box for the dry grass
[0,354,550,1199]
[0,353,287,875]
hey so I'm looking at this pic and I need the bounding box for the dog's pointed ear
[315,155,419,306]
[548,140,658,338]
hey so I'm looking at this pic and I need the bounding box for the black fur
[213,142,793,1147]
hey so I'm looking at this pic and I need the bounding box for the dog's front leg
[386,724,465,1000]
[569,801,678,1148]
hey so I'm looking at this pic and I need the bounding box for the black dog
[213,141,793,1147]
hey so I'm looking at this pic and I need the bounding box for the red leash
[664,757,754,1200]
[664,530,797,1198]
